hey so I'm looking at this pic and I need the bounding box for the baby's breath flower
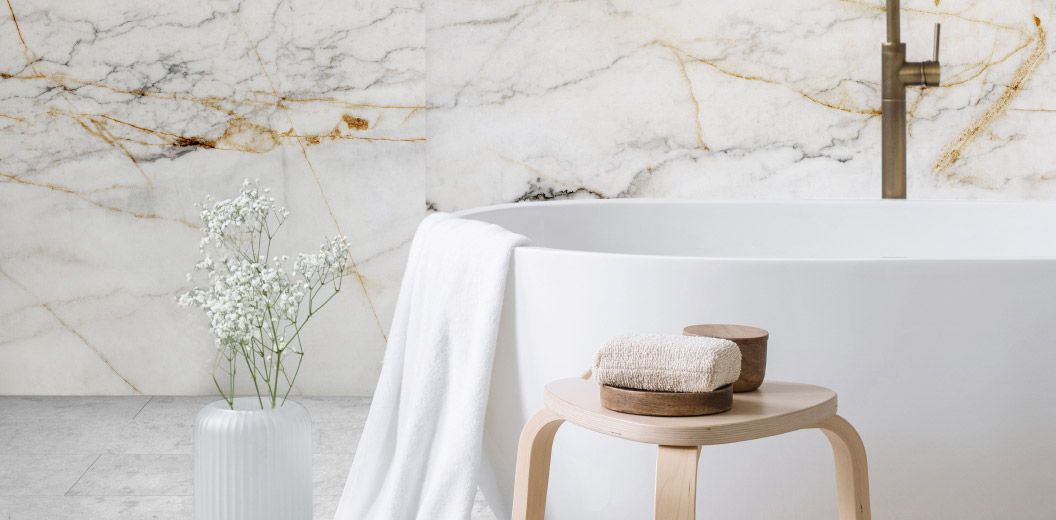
[178,179,353,409]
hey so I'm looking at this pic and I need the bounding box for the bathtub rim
[455,198,1056,262]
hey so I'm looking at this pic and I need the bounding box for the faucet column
[882,41,908,199]
[880,0,941,199]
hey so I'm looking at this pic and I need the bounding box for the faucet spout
[887,0,900,43]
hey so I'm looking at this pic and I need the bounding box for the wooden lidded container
[683,324,769,392]
[599,384,733,417]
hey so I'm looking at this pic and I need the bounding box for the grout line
[64,454,101,496]
[131,396,153,421]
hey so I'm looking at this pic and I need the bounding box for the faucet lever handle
[932,22,941,62]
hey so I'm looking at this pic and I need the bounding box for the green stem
[272,350,281,408]
[240,341,264,409]
[212,374,233,409]
[229,351,235,406]
[280,349,304,406]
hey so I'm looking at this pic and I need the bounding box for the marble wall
[3,0,1055,394]
[0,0,424,395]
[427,0,1056,209]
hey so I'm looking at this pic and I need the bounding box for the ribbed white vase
[193,398,312,520]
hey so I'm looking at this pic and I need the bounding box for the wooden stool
[511,378,870,520]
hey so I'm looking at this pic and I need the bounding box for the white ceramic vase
[193,397,312,520]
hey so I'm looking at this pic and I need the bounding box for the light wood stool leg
[654,445,701,520]
[815,415,871,520]
[512,408,565,520]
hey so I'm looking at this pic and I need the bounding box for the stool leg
[655,445,701,520]
[815,415,871,520]
[512,408,565,520]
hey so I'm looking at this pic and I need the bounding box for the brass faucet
[881,0,941,199]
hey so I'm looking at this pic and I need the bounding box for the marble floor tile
[0,452,98,496]
[0,396,150,454]
[0,396,150,423]
[66,454,192,496]
[107,396,217,455]
[309,492,498,520]
[313,494,341,519]
[473,490,498,520]
[297,396,371,454]
[310,453,500,518]
[313,421,366,456]
[0,496,193,520]
[312,453,356,496]
[0,396,498,519]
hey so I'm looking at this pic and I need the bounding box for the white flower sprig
[178,179,353,409]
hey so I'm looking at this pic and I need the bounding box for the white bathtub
[460,200,1056,519]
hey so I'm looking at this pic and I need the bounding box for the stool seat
[544,379,837,446]
[514,378,870,520]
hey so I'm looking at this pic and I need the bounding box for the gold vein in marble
[0,173,196,229]
[0,54,424,161]
[0,266,142,394]
[651,42,880,117]
[5,0,156,186]
[248,91,423,111]
[71,113,155,185]
[940,37,1033,88]
[401,107,424,125]
[44,108,419,156]
[1,8,422,157]
[837,0,1028,35]
[5,0,33,69]
[3,1,421,349]
[672,52,709,151]
[934,15,1047,176]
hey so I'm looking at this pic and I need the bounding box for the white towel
[334,213,529,520]
[592,333,742,393]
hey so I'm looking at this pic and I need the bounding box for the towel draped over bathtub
[334,213,530,520]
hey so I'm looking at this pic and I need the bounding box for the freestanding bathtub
[459,200,1056,519]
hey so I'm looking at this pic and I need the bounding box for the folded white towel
[592,333,742,393]
[333,213,529,520]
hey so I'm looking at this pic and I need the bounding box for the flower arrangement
[179,179,353,409]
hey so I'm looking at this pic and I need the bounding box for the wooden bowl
[600,384,734,416]
[684,324,769,393]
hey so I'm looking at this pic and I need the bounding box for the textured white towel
[333,213,529,520]
[592,333,742,392]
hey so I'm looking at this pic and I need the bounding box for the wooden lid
[683,324,769,342]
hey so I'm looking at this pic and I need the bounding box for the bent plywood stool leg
[814,414,871,520]
[512,408,565,520]
[655,445,702,520]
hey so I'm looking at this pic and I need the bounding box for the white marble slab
[0,0,425,395]
[426,0,1056,210]
[3,0,1056,395]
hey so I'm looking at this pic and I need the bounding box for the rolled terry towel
[593,333,742,393]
